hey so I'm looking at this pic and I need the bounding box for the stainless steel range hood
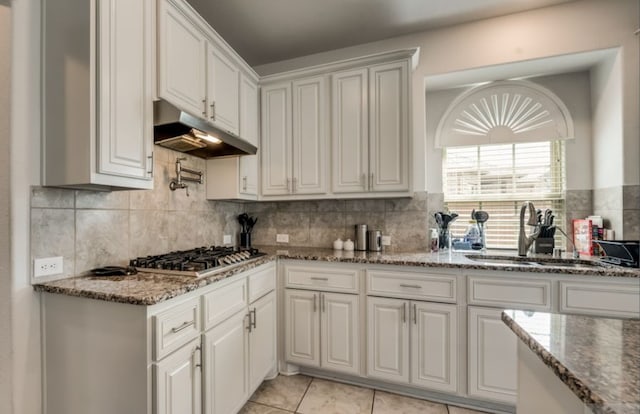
[153,100,257,158]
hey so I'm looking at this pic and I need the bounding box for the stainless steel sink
[465,255,603,268]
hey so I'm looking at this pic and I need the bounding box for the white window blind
[444,141,565,249]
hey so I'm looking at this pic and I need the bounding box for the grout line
[446,404,450,414]
[371,389,376,414]
[249,400,296,413]
[294,377,314,413]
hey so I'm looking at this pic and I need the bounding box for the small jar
[430,228,439,252]
[343,239,355,251]
[333,238,344,250]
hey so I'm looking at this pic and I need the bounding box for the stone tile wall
[593,185,640,239]
[30,147,242,282]
[244,191,438,251]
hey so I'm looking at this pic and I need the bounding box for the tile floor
[240,375,489,414]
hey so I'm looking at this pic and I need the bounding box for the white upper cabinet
[292,76,328,195]
[207,46,240,135]
[41,0,154,190]
[261,82,293,196]
[158,0,207,117]
[239,75,260,197]
[369,61,410,192]
[332,68,369,193]
[260,49,414,200]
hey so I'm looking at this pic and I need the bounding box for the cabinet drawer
[366,270,457,303]
[285,265,359,293]
[154,297,201,360]
[203,278,247,330]
[248,263,276,303]
[468,277,551,310]
[559,281,640,318]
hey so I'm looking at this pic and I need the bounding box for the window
[443,141,565,249]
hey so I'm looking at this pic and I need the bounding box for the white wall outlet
[276,234,289,243]
[223,234,232,245]
[381,235,392,246]
[34,256,64,277]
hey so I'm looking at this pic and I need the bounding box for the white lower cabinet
[467,306,518,404]
[249,292,278,391]
[204,310,250,414]
[284,289,360,375]
[367,296,457,393]
[155,339,203,414]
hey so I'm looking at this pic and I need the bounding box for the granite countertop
[263,246,640,278]
[34,246,638,306]
[502,311,640,414]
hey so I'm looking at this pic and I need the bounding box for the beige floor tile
[297,379,374,414]
[238,401,293,414]
[372,390,448,414]
[249,375,312,411]
[448,405,489,414]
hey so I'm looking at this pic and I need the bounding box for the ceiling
[187,0,576,66]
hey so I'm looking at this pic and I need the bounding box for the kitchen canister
[367,230,382,252]
[355,224,368,251]
[343,239,355,251]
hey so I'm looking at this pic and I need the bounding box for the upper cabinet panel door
[239,75,259,196]
[158,0,207,117]
[261,82,292,196]
[331,69,369,193]
[207,46,240,135]
[97,0,153,180]
[369,61,409,192]
[292,76,328,195]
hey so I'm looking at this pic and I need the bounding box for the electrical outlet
[34,256,64,277]
[276,234,289,243]
[223,234,232,245]
[381,235,391,246]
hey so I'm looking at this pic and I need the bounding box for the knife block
[534,238,554,254]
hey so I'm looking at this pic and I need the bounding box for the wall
[0,1,13,412]
[31,147,243,281]
[255,0,640,193]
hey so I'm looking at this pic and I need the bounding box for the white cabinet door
[239,75,259,197]
[284,289,320,367]
[207,46,240,135]
[468,306,517,404]
[155,339,202,414]
[204,310,249,414]
[97,0,153,181]
[331,68,369,193]
[367,297,409,383]
[249,291,276,392]
[158,0,207,117]
[261,82,292,196]
[292,76,327,195]
[368,61,409,192]
[321,292,359,375]
[411,301,457,393]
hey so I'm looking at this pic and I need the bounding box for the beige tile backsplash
[31,147,639,282]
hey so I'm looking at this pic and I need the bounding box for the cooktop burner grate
[130,246,265,277]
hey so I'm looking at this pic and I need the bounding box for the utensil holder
[240,232,251,249]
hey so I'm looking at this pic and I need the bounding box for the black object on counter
[90,266,138,276]
[595,240,639,268]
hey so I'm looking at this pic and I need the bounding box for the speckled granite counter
[263,246,640,278]
[34,247,638,306]
[502,311,640,414]
[34,255,276,305]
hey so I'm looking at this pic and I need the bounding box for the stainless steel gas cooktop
[129,246,266,278]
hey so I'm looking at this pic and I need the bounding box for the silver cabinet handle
[246,312,252,332]
[210,101,216,120]
[171,320,194,333]
[321,293,326,313]
[147,152,154,176]
[292,177,297,193]
[413,303,417,324]
[400,284,422,289]
[313,294,317,312]
[402,303,407,323]
[202,99,207,117]
[310,277,329,281]
[251,308,257,329]
[286,178,291,193]
[242,176,247,191]
[369,172,374,190]
[192,345,201,369]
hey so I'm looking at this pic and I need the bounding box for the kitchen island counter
[502,310,640,414]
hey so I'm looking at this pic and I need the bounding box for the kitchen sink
[465,255,604,268]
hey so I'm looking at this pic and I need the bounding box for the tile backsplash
[30,147,242,282]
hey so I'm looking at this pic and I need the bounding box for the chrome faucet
[518,201,540,256]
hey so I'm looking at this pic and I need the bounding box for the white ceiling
[187,0,576,66]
